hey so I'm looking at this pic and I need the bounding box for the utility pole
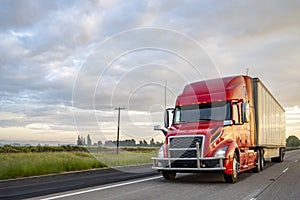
[115,107,125,154]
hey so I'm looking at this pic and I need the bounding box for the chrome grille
[169,136,203,159]
[170,150,197,158]
[169,136,202,149]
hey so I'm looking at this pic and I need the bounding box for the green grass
[0,152,105,180]
[93,150,157,167]
[286,146,300,151]
[0,148,158,180]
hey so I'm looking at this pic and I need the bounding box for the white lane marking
[41,176,161,200]
[282,168,289,173]
[242,189,261,200]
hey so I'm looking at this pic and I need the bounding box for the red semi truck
[152,75,286,183]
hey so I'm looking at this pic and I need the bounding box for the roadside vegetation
[286,135,300,147]
[0,146,158,180]
[286,135,300,151]
[3,135,298,180]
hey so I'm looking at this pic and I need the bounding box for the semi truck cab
[152,76,285,183]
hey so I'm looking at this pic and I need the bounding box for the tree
[77,135,84,146]
[97,141,103,146]
[143,140,148,146]
[87,134,92,146]
[150,138,155,146]
[286,135,300,147]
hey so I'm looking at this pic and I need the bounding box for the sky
[0,0,300,145]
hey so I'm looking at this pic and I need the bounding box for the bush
[286,135,300,147]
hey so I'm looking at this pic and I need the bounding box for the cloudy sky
[0,0,299,145]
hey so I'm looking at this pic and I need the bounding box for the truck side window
[233,104,241,124]
[173,107,181,124]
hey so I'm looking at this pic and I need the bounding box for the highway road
[1,150,299,200]
[28,149,300,200]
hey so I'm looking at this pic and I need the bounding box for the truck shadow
[160,172,253,184]
[160,161,276,184]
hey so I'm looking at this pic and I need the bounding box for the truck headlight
[158,146,164,158]
[214,146,228,158]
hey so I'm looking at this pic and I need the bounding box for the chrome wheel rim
[233,157,238,178]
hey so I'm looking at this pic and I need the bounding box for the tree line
[77,135,163,147]
[77,134,300,147]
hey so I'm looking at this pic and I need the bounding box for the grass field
[286,146,300,151]
[0,147,158,180]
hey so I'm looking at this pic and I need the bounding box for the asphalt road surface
[2,150,299,200]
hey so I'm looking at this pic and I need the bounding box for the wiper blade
[198,119,211,121]
[179,120,188,123]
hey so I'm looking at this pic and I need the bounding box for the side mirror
[164,108,174,129]
[154,125,162,130]
[164,110,169,128]
[242,103,250,123]
[153,125,167,136]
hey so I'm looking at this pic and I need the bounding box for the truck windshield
[173,101,231,124]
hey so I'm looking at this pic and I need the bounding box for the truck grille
[169,136,203,159]
[169,136,203,149]
[170,150,197,158]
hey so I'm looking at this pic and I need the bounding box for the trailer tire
[162,171,176,180]
[224,153,239,183]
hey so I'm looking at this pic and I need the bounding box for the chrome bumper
[152,157,225,171]
[153,135,226,171]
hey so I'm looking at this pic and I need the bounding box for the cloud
[0,0,300,143]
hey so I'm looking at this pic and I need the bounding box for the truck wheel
[260,150,265,170]
[162,171,176,180]
[224,153,239,183]
[253,149,264,173]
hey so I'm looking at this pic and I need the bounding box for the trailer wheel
[162,171,176,180]
[224,153,239,183]
[253,149,264,173]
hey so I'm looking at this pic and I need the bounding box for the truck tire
[162,171,176,180]
[260,150,265,170]
[253,149,264,173]
[224,153,239,183]
[271,148,284,163]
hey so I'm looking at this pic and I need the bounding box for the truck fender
[224,141,240,175]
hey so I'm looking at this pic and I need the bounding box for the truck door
[232,102,247,146]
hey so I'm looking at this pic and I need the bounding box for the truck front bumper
[152,157,226,172]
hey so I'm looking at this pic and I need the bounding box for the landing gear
[271,148,285,163]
